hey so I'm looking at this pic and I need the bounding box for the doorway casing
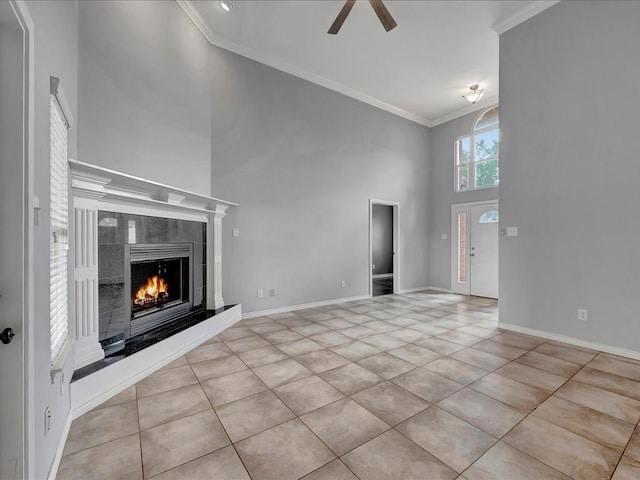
[369,199,399,298]
[451,200,499,298]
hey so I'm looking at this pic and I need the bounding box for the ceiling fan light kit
[328,0,397,35]
[463,85,485,104]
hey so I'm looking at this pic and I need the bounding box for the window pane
[457,212,467,284]
[475,159,499,187]
[474,129,499,161]
[457,165,469,191]
[457,136,470,165]
[479,210,499,223]
[475,106,499,130]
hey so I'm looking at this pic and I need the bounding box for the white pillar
[207,204,228,311]
[72,196,105,369]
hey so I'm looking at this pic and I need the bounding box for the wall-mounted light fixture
[220,1,233,12]
[462,85,485,104]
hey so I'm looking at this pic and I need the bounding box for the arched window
[455,106,499,191]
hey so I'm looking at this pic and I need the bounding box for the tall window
[50,80,70,363]
[455,106,499,191]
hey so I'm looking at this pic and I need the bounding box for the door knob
[470,253,475,257]
[1,328,15,344]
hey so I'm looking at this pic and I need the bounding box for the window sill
[455,185,499,193]
[50,337,72,384]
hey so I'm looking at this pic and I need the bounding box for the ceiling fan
[328,0,397,35]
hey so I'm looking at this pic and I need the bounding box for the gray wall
[78,0,212,195]
[25,1,79,478]
[500,0,640,350]
[210,47,430,313]
[428,110,498,290]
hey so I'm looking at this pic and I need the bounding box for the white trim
[68,159,237,211]
[451,201,499,295]
[70,305,242,418]
[242,295,369,320]
[499,323,640,362]
[398,286,432,294]
[369,199,400,298]
[429,95,499,127]
[46,412,71,480]
[9,1,36,477]
[425,286,453,294]
[176,0,432,127]
[176,0,556,127]
[455,105,499,193]
[491,1,560,35]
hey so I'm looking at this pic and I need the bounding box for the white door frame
[451,200,498,296]
[369,199,399,298]
[7,0,35,477]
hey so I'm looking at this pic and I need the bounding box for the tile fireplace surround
[68,160,241,416]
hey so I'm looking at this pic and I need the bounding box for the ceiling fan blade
[328,0,357,35]
[368,0,397,32]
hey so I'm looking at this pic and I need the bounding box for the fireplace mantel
[69,159,237,214]
[68,159,237,370]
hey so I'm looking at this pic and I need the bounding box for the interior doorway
[0,1,32,478]
[451,202,499,298]
[370,200,398,297]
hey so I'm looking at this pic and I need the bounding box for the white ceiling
[179,0,557,127]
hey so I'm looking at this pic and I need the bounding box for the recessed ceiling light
[220,1,233,12]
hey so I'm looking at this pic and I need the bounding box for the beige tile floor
[57,292,640,480]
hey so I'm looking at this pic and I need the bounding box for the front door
[0,2,28,477]
[469,203,499,298]
[451,202,499,299]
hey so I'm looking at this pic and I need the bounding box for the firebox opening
[130,257,189,319]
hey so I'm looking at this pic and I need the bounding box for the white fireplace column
[207,204,228,311]
[72,195,106,369]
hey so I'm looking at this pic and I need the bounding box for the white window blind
[50,94,69,362]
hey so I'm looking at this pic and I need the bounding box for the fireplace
[126,244,193,336]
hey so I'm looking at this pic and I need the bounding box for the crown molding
[177,0,432,127]
[429,94,499,127]
[177,0,553,128]
[491,0,560,35]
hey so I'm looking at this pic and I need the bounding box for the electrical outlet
[270,289,275,297]
[507,226,519,237]
[578,309,588,321]
[44,406,51,435]
[441,233,447,240]
[341,280,346,288]
[257,289,264,299]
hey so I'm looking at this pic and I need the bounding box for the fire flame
[134,275,169,306]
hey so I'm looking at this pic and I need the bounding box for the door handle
[1,327,15,344]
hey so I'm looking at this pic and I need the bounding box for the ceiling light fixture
[220,1,233,12]
[462,85,485,104]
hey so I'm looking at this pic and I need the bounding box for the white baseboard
[405,286,453,294]
[242,295,370,320]
[70,305,242,419]
[499,322,640,361]
[47,411,72,480]
[398,286,431,294]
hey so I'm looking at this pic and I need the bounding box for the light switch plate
[232,228,240,237]
[507,227,519,237]
[441,233,447,240]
